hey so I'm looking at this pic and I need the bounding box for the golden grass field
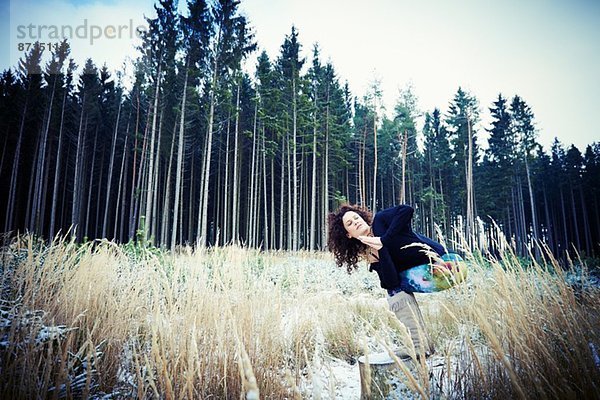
[0,232,599,399]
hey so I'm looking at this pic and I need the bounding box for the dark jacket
[369,205,446,290]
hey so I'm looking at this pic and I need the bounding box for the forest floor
[1,236,599,399]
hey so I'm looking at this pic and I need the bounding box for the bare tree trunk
[161,118,177,248]
[299,145,305,248]
[151,109,164,244]
[271,158,275,249]
[559,186,568,254]
[247,101,258,246]
[71,96,87,239]
[144,64,161,242]
[279,138,285,250]
[466,117,475,248]
[199,31,222,248]
[569,185,581,251]
[102,100,122,238]
[428,149,435,238]
[359,129,366,206]
[59,144,71,234]
[197,121,209,244]
[518,175,528,255]
[262,130,269,249]
[524,156,539,256]
[84,127,98,240]
[0,131,7,180]
[135,115,151,241]
[594,193,600,255]
[309,90,318,250]
[171,67,188,251]
[26,134,40,233]
[400,130,407,205]
[223,104,232,245]
[292,77,299,251]
[32,75,58,235]
[322,100,330,249]
[49,88,68,239]
[5,80,32,234]
[128,94,141,240]
[542,185,554,253]
[187,155,194,244]
[287,133,292,249]
[372,112,378,213]
[357,137,362,206]
[579,187,592,255]
[94,140,106,239]
[115,122,130,241]
[254,134,263,247]
[231,82,241,245]
[188,156,195,243]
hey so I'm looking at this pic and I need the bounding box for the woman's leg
[387,291,434,359]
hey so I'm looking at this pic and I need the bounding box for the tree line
[1,0,598,258]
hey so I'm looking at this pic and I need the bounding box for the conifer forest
[1,0,599,260]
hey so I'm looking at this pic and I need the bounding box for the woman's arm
[369,249,402,290]
[373,205,414,247]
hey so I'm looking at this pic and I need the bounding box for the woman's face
[342,211,370,239]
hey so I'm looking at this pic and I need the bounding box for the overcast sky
[2,0,599,152]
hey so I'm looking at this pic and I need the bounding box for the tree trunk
[171,67,188,251]
[292,76,299,251]
[279,138,285,250]
[579,186,592,255]
[232,81,241,245]
[128,94,141,240]
[71,95,87,239]
[130,106,151,240]
[32,74,58,234]
[49,88,68,239]
[161,118,177,248]
[144,64,161,242]
[84,127,98,240]
[271,158,275,248]
[542,185,553,253]
[0,131,7,181]
[559,186,568,254]
[466,117,475,249]
[102,100,122,238]
[524,156,539,257]
[569,185,581,251]
[400,130,407,205]
[248,100,258,247]
[115,122,130,242]
[151,108,163,244]
[262,131,269,249]
[223,103,232,245]
[287,133,292,249]
[322,100,330,250]
[199,72,216,247]
[360,128,366,206]
[309,90,318,250]
[26,133,40,233]
[372,112,378,213]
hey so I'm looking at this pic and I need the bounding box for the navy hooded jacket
[369,205,447,290]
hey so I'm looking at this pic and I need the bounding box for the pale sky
[2,0,599,151]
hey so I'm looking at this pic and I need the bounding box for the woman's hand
[358,236,383,250]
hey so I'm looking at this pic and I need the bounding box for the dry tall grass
[0,232,598,399]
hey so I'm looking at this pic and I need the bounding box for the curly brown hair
[327,204,373,273]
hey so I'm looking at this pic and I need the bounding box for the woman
[328,203,447,359]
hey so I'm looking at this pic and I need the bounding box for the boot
[387,291,434,360]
